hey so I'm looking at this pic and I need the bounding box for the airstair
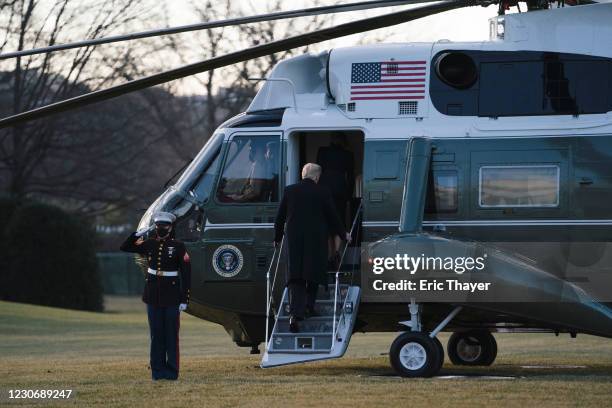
[261,283,361,367]
[261,201,362,368]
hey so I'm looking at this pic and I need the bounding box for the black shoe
[289,316,300,333]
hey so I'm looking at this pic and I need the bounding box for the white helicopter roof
[243,3,612,137]
[494,1,612,56]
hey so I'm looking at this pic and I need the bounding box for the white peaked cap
[153,211,176,224]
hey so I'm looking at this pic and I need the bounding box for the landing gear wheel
[390,332,442,377]
[433,336,444,373]
[447,330,497,366]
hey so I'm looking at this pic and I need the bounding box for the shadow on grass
[255,357,612,381]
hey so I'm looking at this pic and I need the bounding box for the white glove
[135,225,154,237]
[179,303,187,311]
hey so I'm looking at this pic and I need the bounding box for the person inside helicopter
[316,133,354,268]
[216,136,278,203]
[264,141,279,202]
[228,141,266,202]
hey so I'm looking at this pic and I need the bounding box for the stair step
[262,285,362,366]
[276,316,333,321]
[316,284,350,299]
[278,301,346,317]
[269,333,333,352]
[275,318,335,334]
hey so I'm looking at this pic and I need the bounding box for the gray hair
[301,163,321,180]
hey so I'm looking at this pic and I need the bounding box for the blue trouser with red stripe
[146,304,180,380]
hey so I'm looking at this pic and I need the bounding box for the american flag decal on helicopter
[350,60,426,100]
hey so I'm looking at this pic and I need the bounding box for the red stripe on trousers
[176,311,180,372]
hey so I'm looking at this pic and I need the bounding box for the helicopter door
[202,132,282,282]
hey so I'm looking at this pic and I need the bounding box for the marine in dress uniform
[120,212,191,380]
[274,163,349,333]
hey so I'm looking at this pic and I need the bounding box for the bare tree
[179,0,333,137]
[0,0,334,222]
[0,0,179,215]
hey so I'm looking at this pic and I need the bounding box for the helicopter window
[479,165,559,208]
[480,59,611,116]
[216,135,280,204]
[189,147,222,204]
[175,132,224,190]
[425,171,458,214]
[430,50,612,117]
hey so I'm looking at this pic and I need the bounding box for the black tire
[389,332,442,377]
[447,330,497,366]
[482,333,497,366]
[433,336,445,373]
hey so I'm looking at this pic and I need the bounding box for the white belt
[147,268,178,277]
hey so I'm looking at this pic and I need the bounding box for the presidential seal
[212,244,244,278]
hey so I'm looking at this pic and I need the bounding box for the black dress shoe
[289,316,300,333]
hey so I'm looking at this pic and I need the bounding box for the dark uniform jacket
[120,233,191,307]
[316,144,354,201]
[274,178,346,285]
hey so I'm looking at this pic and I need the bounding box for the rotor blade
[0,1,468,129]
[565,0,598,5]
[0,0,443,60]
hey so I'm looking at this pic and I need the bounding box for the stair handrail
[332,199,363,341]
[335,201,363,339]
[265,235,285,349]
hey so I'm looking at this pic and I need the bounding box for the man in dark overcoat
[274,163,350,332]
[316,134,355,263]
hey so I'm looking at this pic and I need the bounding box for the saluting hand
[135,225,154,237]
[345,232,352,243]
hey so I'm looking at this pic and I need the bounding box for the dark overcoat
[316,144,354,201]
[274,178,346,285]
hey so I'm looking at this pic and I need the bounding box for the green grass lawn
[1,296,611,407]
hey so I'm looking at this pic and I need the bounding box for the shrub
[0,195,18,294]
[2,200,103,311]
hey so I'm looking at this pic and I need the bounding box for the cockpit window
[216,135,280,203]
[175,132,224,191]
[138,132,224,234]
[189,150,222,204]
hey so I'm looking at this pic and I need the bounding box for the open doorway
[287,130,364,268]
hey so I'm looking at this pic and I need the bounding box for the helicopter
[1,0,611,378]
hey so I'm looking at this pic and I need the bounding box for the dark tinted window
[216,135,280,204]
[479,60,609,116]
[479,61,544,116]
[190,149,222,204]
[425,171,458,214]
[430,51,612,117]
